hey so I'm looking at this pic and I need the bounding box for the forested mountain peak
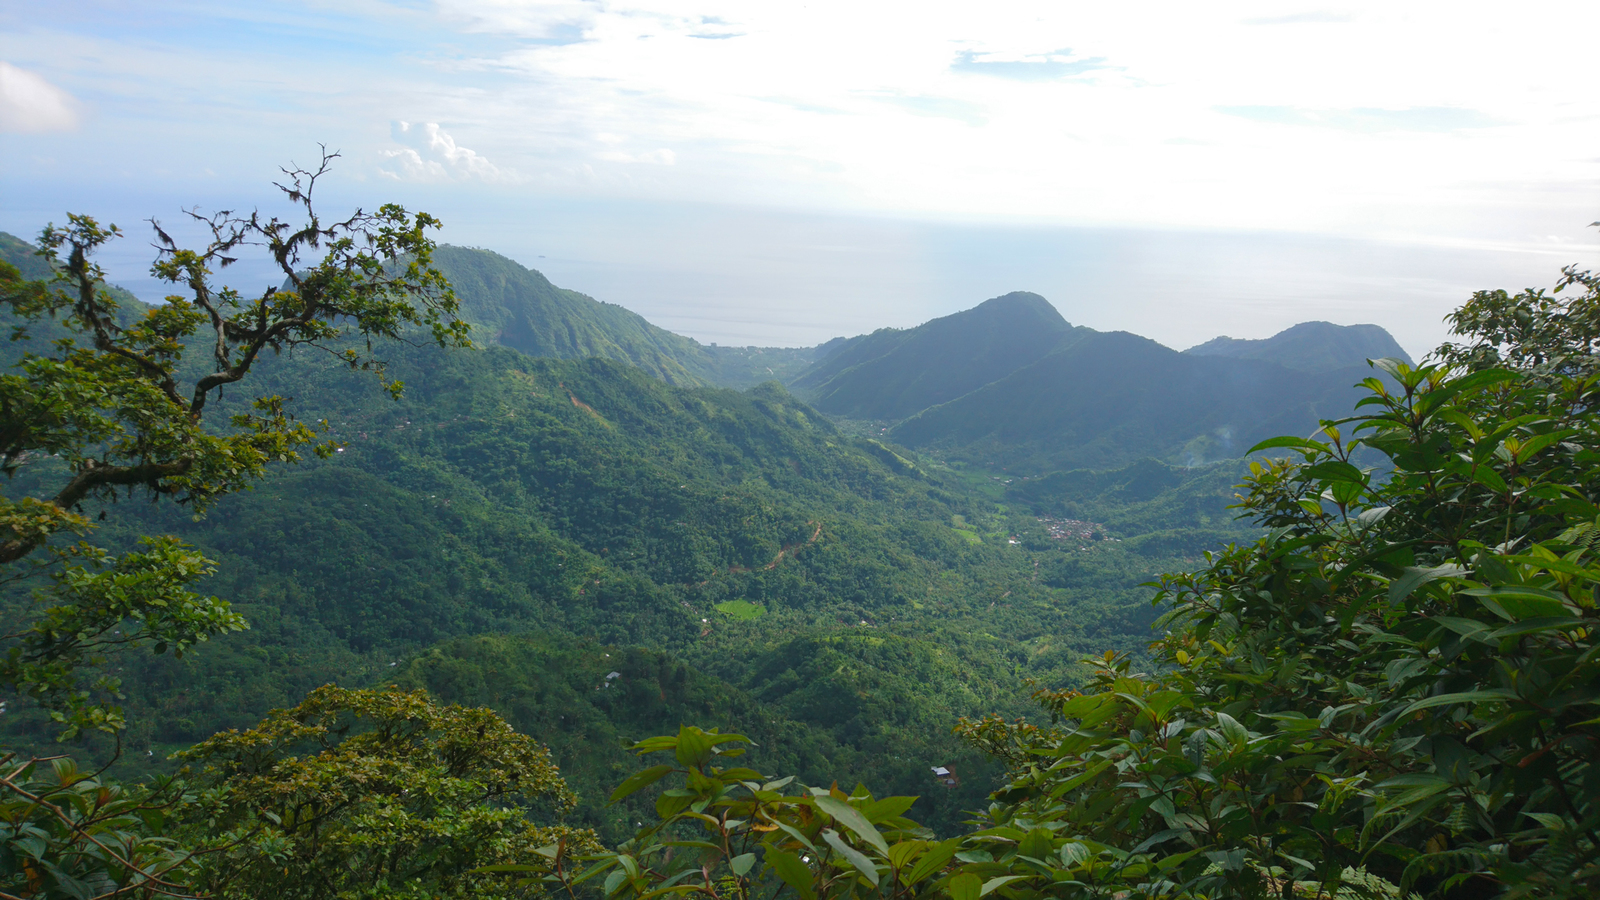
[1183,320,1412,372]
[789,290,1074,421]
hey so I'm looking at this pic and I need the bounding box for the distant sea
[510,206,1590,362]
[7,191,1591,362]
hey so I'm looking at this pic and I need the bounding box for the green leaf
[1472,466,1509,493]
[1463,586,1574,619]
[887,840,927,870]
[1246,435,1331,455]
[764,847,816,900]
[814,794,889,855]
[655,790,696,819]
[675,726,713,768]
[609,765,676,804]
[1389,564,1468,604]
[730,853,756,876]
[949,872,983,900]
[863,795,917,823]
[1047,758,1114,797]
[902,838,961,885]
[1304,460,1367,484]
[1401,689,1519,715]
[1486,616,1587,639]
[631,736,679,754]
[822,828,880,886]
[981,876,1028,896]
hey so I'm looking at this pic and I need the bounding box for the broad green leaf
[902,838,961,885]
[675,727,713,768]
[814,795,888,855]
[949,872,983,900]
[1389,564,1468,604]
[1401,689,1519,715]
[609,765,675,804]
[1304,460,1367,484]
[822,828,880,886]
[1049,758,1114,797]
[764,847,816,900]
[887,840,927,870]
[730,853,756,876]
[981,876,1028,896]
[1464,587,1574,619]
[1246,435,1331,455]
[631,736,678,754]
[863,795,917,824]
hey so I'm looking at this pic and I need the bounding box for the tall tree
[0,149,469,736]
[1,152,471,899]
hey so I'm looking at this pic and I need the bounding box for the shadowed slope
[1185,321,1412,372]
[790,292,1072,420]
[890,329,1370,472]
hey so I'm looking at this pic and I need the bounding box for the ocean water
[5,188,1591,361]
[509,207,1590,361]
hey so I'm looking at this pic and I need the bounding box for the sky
[3,1,1598,357]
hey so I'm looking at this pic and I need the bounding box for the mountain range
[0,231,1410,837]
[783,290,1411,472]
[425,247,1414,472]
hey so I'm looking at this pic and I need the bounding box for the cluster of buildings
[1036,516,1103,543]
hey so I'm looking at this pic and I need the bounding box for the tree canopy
[560,262,1600,899]
[0,150,470,736]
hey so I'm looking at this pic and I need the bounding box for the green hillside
[0,325,1245,835]
[889,328,1371,472]
[790,291,1072,420]
[1184,319,1413,371]
[0,227,1257,839]
[434,244,818,388]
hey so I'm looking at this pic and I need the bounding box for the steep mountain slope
[789,292,1072,420]
[2,329,1229,834]
[437,245,710,385]
[434,245,817,388]
[889,328,1370,472]
[0,232,53,281]
[1184,321,1412,372]
[2,229,1275,833]
[0,234,819,389]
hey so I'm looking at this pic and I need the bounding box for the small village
[1035,516,1105,544]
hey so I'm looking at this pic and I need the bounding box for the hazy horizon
[4,1,1597,360]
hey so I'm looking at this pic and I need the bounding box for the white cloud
[0,61,79,133]
[3,1,1597,251]
[426,0,1600,242]
[379,121,512,182]
[597,148,677,165]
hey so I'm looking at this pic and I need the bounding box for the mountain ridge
[789,291,1073,421]
[1184,320,1412,372]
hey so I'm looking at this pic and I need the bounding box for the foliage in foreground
[0,158,474,898]
[520,726,959,900]
[564,265,1600,900]
[950,267,1600,897]
[178,686,598,900]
